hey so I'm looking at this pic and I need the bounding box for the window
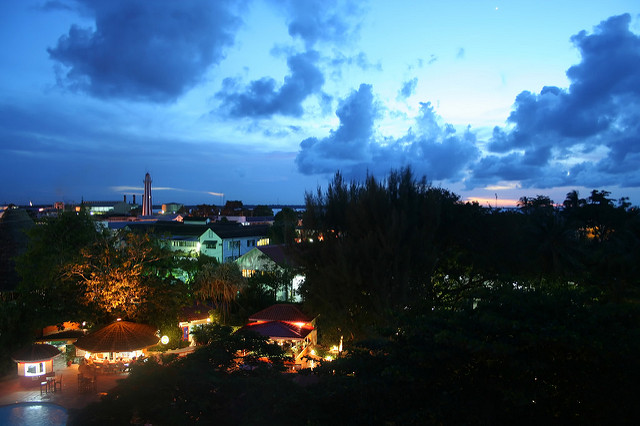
[204,240,217,249]
[247,239,256,247]
[25,362,44,376]
[242,269,256,278]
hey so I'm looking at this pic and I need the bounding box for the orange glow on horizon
[465,197,519,208]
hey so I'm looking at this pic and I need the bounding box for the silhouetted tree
[268,207,298,244]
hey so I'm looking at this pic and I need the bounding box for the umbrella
[74,320,158,353]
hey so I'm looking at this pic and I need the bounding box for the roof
[248,304,310,323]
[125,222,269,239]
[243,321,314,341]
[74,320,159,352]
[179,302,214,322]
[257,245,297,267]
[12,343,61,362]
[35,329,86,342]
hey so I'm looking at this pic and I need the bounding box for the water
[0,402,67,426]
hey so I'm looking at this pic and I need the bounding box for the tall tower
[142,172,152,216]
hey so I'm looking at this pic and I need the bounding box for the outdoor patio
[0,355,127,410]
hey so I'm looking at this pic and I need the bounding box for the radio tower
[142,172,152,216]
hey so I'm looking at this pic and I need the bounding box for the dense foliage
[15,210,101,326]
[299,169,640,343]
[68,286,640,425]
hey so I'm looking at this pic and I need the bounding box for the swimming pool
[0,402,67,425]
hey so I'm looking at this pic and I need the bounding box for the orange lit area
[465,197,520,208]
[582,225,613,240]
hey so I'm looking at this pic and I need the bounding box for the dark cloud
[397,77,417,100]
[276,0,362,49]
[467,14,640,190]
[216,50,325,118]
[48,0,243,102]
[296,85,480,181]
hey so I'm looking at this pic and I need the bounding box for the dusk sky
[1,1,639,207]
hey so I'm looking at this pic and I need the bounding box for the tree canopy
[16,210,101,326]
[298,169,640,343]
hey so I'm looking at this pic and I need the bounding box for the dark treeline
[300,169,640,342]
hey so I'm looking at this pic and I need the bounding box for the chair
[54,376,62,392]
[40,380,48,396]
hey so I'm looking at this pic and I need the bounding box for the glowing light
[324,355,334,361]
[160,335,169,345]
[310,349,316,356]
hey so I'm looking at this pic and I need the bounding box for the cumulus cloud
[48,0,242,102]
[216,50,325,118]
[466,13,640,190]
[397,77,418,100]
[296,84,480,181]
[275,0,362,49]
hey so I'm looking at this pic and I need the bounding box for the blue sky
[1,1,639,207]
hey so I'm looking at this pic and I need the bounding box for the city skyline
[1,1,639,207]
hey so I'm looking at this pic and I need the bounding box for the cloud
[216,50,325,117]
[466,13,640,190]
[296,84,480,182]
[275,0,363,49]
[40,1,73,12]
[47,0,243,102]
[397,77,418,100]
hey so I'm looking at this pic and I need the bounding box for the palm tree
[193,262,245,323]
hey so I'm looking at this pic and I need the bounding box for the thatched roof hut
[11,343,60,363]
[74,320,158,353]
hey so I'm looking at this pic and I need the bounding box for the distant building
[236,245,304,302]
[123,221,270,263]
[162,202,183,214]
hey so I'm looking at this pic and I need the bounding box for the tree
[190,204,219,217]
[307,284,640,424]
[269,207,298,244]
[193,262,246,324]
[64,230,187,325]
[16,210,101,326]
[299,168,463,342]
[247,263,298,302]
[252,205,273,217]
